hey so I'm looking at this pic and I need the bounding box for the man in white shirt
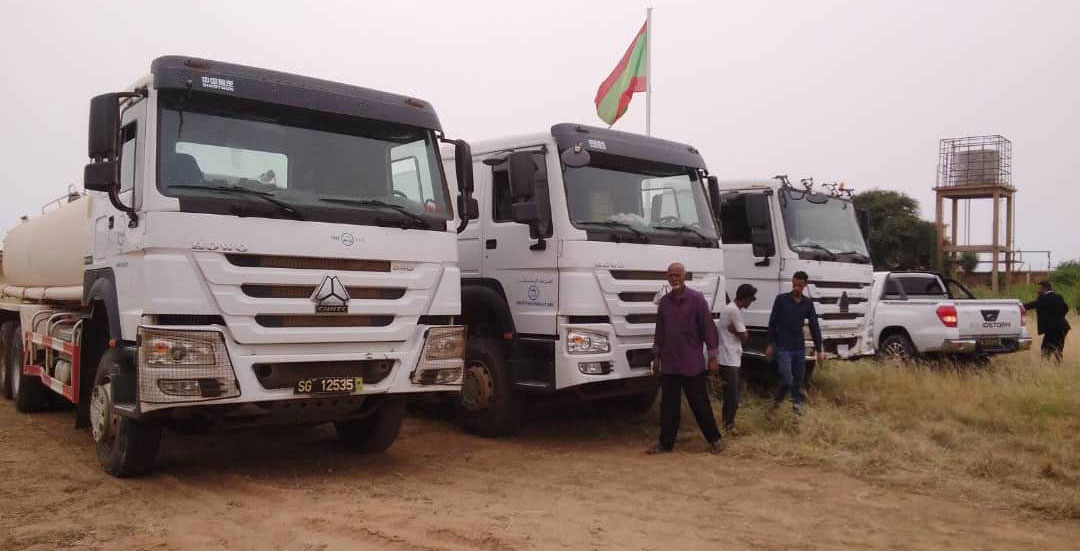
[715,284,755,433]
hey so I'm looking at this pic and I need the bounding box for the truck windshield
[562,151,718,247]
[779,189,869,261]
[157,92,452,230]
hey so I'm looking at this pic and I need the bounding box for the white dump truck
[444,124,725,436]
[0,56,477,476]
[708,177,874,374]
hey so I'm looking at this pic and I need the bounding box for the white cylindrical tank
[2,195,92,288]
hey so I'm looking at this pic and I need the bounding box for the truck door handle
[486,239,497,249]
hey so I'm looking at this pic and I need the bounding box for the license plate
[294,377,363,395]
[979,338,1002,348]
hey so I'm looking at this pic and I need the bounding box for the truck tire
[459,338,521,437]
[0,321,15,399]
[878,333,916,361]
[11,331,47,413]
[334,396,406,453]
[91,348,161,477]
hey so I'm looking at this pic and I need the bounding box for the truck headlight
[567,329,610,354]
[413,326,465,385]
[143,333,218,366]
[423,326,466,361]
[137,327,240,403]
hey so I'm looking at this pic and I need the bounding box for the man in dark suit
[1024,281,1070,362]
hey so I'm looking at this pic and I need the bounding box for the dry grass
[719,314,1080,520]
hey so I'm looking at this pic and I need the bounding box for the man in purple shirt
[646,262,724,454]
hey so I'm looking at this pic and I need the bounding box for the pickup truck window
[895,275,947,298]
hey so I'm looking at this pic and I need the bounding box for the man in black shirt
[765,271,823,417]
[1024,280,1070,363]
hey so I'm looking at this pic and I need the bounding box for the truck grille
[254,315,394,328]
[225,254,391,272]
[241,284,405,300]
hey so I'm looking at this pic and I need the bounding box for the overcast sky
[1,0,1076,270]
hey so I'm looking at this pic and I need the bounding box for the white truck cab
[709,178,873,362]
[445,124,725,435]
[0,56,476,476]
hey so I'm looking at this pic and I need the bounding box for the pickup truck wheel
[92,349,161,477]
[459,338,521,437]
[0,321,15,399]
[334,396,406,453]
[879,333,916,361]
[11,331,47,413]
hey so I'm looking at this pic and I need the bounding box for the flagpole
[645,7,652,136]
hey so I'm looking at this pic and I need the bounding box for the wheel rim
[883,340,910,359]
[90,378,117,444]
[461,360,495,411]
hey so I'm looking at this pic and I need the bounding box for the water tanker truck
[0,55,478,477]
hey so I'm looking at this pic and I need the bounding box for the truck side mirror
[856,208,870,238]
[84,161,117,192]
[452,139,474,195]
[706,176,721,219]
[745,195,775,259]
[85,93,122,192]
[88,93,120,161]
[457,195,479,221]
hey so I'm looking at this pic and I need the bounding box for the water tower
[934,135,1014,292]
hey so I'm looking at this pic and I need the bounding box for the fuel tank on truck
[2,195,91,290]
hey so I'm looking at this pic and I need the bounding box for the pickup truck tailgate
[956,300,1023,338]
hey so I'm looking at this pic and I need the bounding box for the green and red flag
[595,20,649,126]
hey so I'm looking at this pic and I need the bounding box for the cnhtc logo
[310,275,350,313]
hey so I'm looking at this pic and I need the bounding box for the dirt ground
[1,402,1078,551]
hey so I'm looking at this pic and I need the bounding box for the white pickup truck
[866,271,1032,360]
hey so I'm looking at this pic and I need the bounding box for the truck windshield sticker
[200,76,235,92]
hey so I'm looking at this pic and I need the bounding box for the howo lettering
[0,56,477,477]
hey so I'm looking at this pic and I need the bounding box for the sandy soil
[1,402,1077,551]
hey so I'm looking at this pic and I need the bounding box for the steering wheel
[658,216,681,224]
[391,190,409,199]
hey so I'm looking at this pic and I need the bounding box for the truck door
[480,150,558,337]
[93,97,147,261]
[718,191,782,334]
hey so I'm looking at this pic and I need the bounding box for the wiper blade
[651,224,712,246]
[834,250,871,262]
[576,221,649,242]
[792,242,837,260]
[167,184,304,220]
[318,197,428,228]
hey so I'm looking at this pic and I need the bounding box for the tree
[958,251,979,274]
[853,189,938,271]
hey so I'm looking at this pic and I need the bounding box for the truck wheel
[459,338,521,437]
[91,348,161,477]
[0,321,15,399]
[879,333,916,361]
[335,396,406,453]
[11,331,47,413]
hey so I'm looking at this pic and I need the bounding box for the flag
[594,20,648,126]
